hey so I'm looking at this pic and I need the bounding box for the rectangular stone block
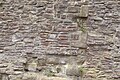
[80,5,89,18]
[70,31,87,48]
[28,62,37,72]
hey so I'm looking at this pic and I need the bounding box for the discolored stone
[0,0,119,80]
[66,64,79,76]
[28,62,37,72]
[80,5,89,18]
[70,31,87,48]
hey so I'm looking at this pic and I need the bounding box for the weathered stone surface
[0,0,120,80]
[28,62,37,72]
[22,72,69,80]
[80,5,89,17]
[70,31,87,48]
[40,77,68,80]
[67,7,79,13]
[81,0,89,5]
[66,64,79,76]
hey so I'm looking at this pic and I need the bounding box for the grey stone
[80,5,89,17]
[93,16,103,21]
[70,31,87,48]
[66,64,79,76]
[0,50,3,53]
[46,57,59,65]
[0,64,8,68]
[48,34,57,39]
[0,0,119,80]
[2,75,9,80]
[81,0,89,5]
[67,7,79,13]
[28,62,37,72]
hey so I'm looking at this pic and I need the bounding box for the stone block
[0,64,8,68]
[0,50,3,53]
[66,64,79,76]
[40,76,68,80]
[80,5,89,18]
[70,31,87,48]
[28,62,37,72]
[67,7,79,13]
[48,33,57,39]
[22,72,37,80]
[2,75,9,80]
[81,0,89,3]
[38,59,46,66]
[46,57,60,65]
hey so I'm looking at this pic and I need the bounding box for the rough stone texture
[0,0,120,80]
[80,5,89,17]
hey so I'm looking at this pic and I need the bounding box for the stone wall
[0,0,120,80]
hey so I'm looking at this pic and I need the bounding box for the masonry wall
[0,0,120,80]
